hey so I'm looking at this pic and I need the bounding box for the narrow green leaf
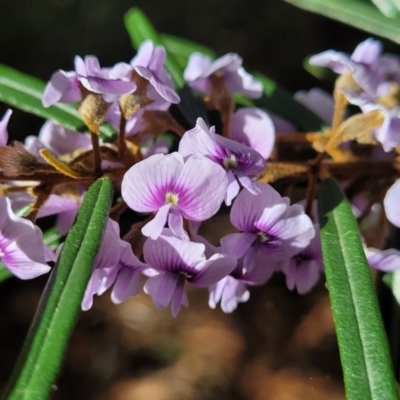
[318,178,398,400]
[124,8,185,88]
[0,63,115,140]
[5,178,113,400]
[286,0,400,45]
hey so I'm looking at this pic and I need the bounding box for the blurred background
[0,0,394,398]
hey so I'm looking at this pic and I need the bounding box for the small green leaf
[286,0,400,45]
[318,178,398,400]
[124,8,185,88]
[0,264,12,283]
[5,178,113,400]
[0,63,115,140]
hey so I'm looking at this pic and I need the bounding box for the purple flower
[0,196,50,279]
[309,38,390,104]
[121,152,228,240]
[110,240,153,304]
[280,224,323,294]
[143,229,236,317]
[209,251,277,313]
[294,88,334,125]
[221,183,315,271]
[81,219,148,310]
[366,247,400,271]
[179,118,266,205]
[384,180,400,228]
[184,52,263,98]
[130,40,180,104]
[42,56,136,107]
[230,107,275,159]
[355,102,400,152]
[25,120,92,159]
[0,109,12,146]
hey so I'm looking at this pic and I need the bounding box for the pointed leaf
[286,0,400,45]
[5,177,113,400]
[318,178,398,400]
[0,63,115,140]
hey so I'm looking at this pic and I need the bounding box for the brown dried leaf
[258,162,308,183]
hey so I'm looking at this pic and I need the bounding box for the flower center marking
[257,232,268,243]
[165,192,179,205]
[223,154,238,169]
[257,231,281,248]
[180,271,192,279]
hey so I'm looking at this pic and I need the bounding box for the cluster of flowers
[1,38,400,316]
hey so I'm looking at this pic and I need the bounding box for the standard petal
[178,118,224,162]
[175,155,227,221]
[122,152,184,212]
[230,107,275,159]
[143,230,206,272]
[220,232,256,259]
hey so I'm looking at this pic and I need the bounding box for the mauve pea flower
[42,55,136,107]
[209,251,277,313]
[184,52,263,98]
[25,120,92,159]
[179,118,266,206]
[0,196,50,279]
[130,40,180,104]
[384,180,400,228]
[221,183,315,272]
[121,152,228,240]
[81,219,149,310]
[0,109,12,146]
[280,224,324,295]
[230,107,275,159]
[110,240,154,304]
[143,229,236,317]
[366,247,400,271]
[309,38,390,103]
[354,102,400,152]
[112,40,180,105]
